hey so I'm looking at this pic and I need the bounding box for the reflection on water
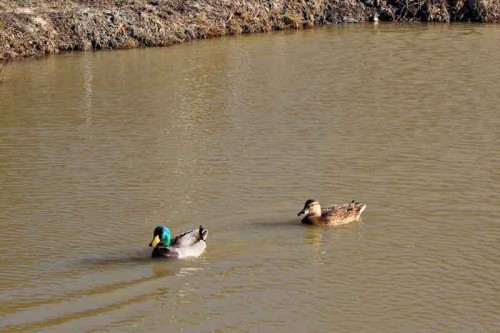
[304,226,323,247]
[1,23,499,332]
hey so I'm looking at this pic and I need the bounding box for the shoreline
[1,0,499,61]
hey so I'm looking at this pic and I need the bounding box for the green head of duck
[149,226,172,248]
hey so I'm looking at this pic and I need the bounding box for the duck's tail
[199,225,208,241]
[359,204,367,215]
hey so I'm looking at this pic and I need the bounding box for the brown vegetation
[0,0,499,61]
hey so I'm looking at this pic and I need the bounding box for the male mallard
[298,199,366,226]
[149,225,208,259]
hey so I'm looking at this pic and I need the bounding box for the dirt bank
[0,0,499,60]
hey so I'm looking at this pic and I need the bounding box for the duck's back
[171,226,208,247]
[320,203,366,226]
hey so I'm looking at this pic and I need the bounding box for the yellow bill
[149,235,161,247]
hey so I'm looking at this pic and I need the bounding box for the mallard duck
[148,225,208,259]
[297,199,366,226]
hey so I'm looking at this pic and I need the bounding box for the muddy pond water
[0,23,499,332]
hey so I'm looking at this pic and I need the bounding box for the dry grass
[0,0,499,60]
[284,10,303,29]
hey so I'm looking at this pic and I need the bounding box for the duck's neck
[302,215,321,225]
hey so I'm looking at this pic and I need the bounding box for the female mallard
[298,199,366,226]
[148,225,208,259]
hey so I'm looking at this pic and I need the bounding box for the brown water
[1,23,499,332]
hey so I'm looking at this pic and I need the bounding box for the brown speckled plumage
[298,199,366,226]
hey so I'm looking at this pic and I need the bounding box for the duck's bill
[298,209,308,216]
[149,235,161,247]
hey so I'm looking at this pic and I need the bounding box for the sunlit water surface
[1,23,499,332]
